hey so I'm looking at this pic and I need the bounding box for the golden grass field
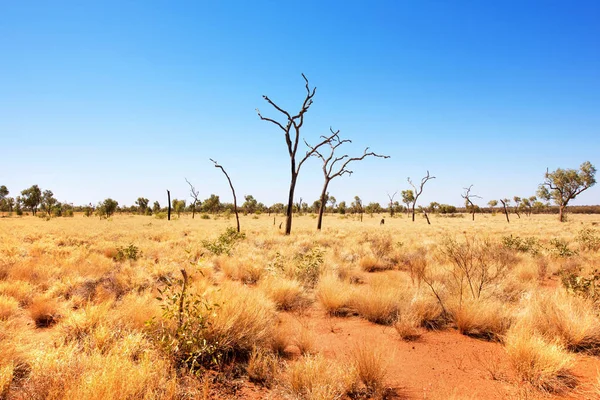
[1,212,600,399]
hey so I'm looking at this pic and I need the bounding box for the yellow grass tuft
[285,354,356,400]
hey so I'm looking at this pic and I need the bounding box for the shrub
[200,213,210,220]
[351,343,388,398]
[285,354,355,400]
[505,329,575,393]
[316,274,353,316]
[154,212,167,219]
[259,277,310,311]
[577,228,600,251]
[202,227,246,256]
[548,238,578,258]
[561,267,600,303]
[501,235,542,255]
[294,247,324,287]
[114,244,140,261]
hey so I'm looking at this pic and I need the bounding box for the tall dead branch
[185,178,200,219]
[387,191,398,217]
[306,127,389,230]
[408,171,436,222]
[257,74,336,234]
[461,185,482,221]
[210,159,240,233]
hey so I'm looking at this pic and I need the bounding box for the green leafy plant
[577,228,600,252]
[115,244,140,261]
[549,238,578,258]
[150,269,221,372]
[502,235,542,255]
[294,248,324,287]
[202,227,246,256]
[561,268,600,303]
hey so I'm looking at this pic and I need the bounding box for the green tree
[538,161,597,222]
[0,185,9,213]
[135,197,149,214]
[365,202,383,215]
[98,198,118,218]
[41,190,57,217]
[153,201,161,214]
[401,190,414,217]
[21,185,42,216]
[338,201,347,215]
[242,195,258,214]
[172,199,186,217]
[202,194,221,214]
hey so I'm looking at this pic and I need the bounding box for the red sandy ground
[231,301,600,400]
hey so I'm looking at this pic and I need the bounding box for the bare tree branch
[407,171,436,222]
[210,159,240,233]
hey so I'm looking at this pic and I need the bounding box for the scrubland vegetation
[2,212,600,399]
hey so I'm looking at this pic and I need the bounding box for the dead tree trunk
[423,210,431,225]
[408,171,436,223]
[167,190,171,221]
[317,178,330,231]
[559,205,565,222]
[211,159,240,233]
[257,74,338,235]
[500,199,510,223]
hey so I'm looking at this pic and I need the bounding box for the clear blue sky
[1,1,599,208]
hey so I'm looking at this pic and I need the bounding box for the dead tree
[387,191,398,217]
[461,185,482,221]
[408,171,436,222]
[306,128,389,230]
[499,198,510,223]
[167,190,171,221]
[257,74,337,235]
[185,178,200,219]
[210,159,240,233]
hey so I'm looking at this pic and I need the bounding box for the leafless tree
[461,185,482,221]
[167,190,171,221]
[185,178,200,219]
[499,198,510,223]
[387,191,398,217]
[306,128,389,230]
[408,171,436,222]
[257,74,338,235]
[210,159,240,233]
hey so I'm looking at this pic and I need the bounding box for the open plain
[2,212,600,399]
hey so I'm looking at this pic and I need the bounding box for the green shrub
[154,212,167,220]
[502,235,542,255]
[577,228,600,252]
[150,270,220,371]
[561,268,600,303]
[549,238,578,258]
[294,248,324,288]
[202,227,246,256]
[115,244,140,261]
[200,214,210,220]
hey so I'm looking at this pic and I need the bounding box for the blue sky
[1,1,599,208]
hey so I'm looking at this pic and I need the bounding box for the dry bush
[0,295,19,320]
[21,341,177,400]
[246,347,278,387]
[205,282,277,356]
[450,298,512,341]
[316,274,353,316]
[350,342,388,398]
[394,313,423,341]
[409,290,447,329]
[400,248,428,285]
[270,321,295,356]
[351,283,406,325]
[284,354,356,400]
[28,295,61,328]
[514,291,600,353]
[359,255,391,272]
[0,280,35,306]
[215,255,263,284]
[505,328,576,394]
[259,276,311,311]
[294,325,317,355]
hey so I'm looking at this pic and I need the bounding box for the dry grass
[514,291,600,352]
[284,354,355,400]
[350,342,389,398]
[505,328,576,393]
[1,213,599,398]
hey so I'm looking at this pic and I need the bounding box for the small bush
[202,227,246,256]
[502,235,542,255]
[548,238,578,258]
[505,329,575,393]
[114,244,140,261]
[154,212,167,220]
[285,354,355,400]
[200,214,210,220]
[294,247,324,288]
[577,228,600,251]
[351,343,388,398]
